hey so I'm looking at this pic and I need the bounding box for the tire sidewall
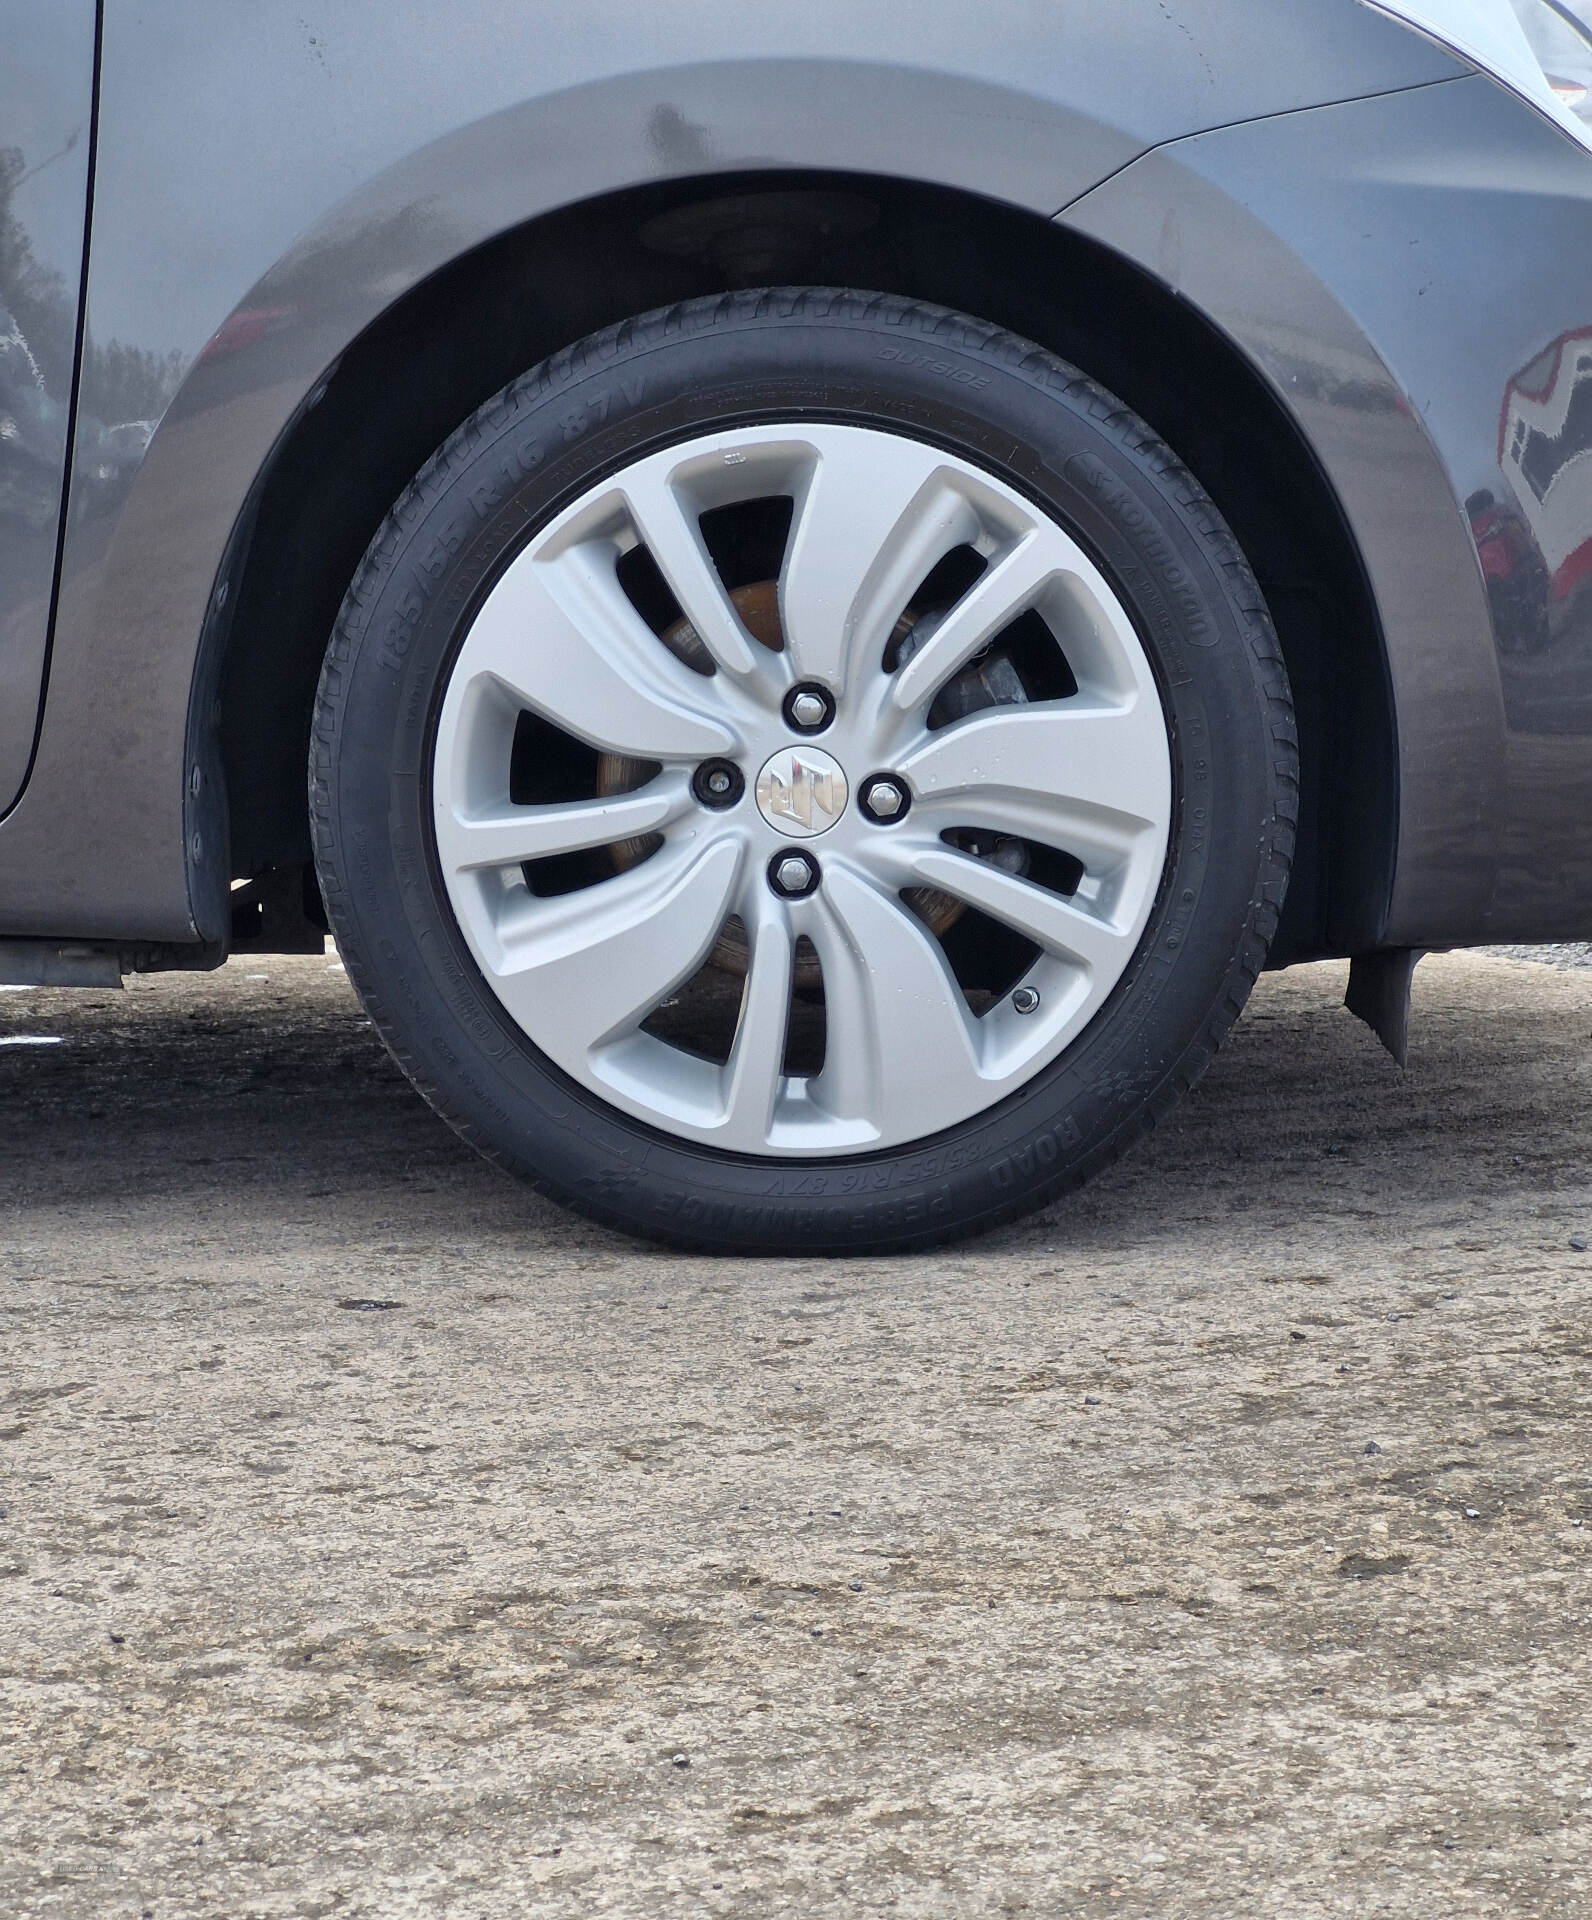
[315,296,1282,1252]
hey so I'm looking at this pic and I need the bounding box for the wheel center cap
[755,746,849,838]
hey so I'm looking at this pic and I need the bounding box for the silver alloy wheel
[431,423,1172,1157]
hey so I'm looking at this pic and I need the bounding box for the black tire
[310,290,1296,1254]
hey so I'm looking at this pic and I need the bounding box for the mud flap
[1345,949,1424,1067]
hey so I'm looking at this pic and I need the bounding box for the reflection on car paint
[1468,488,1551,655]
[1487,324,1592,738]
[1500,325,1592,617]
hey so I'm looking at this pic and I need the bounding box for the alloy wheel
[430,422,1172,1157]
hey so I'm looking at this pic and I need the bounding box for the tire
[310,290,1296,1254]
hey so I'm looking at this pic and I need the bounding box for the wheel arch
[213,170,1398,964]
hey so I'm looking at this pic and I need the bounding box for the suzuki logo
[755,747,850,839]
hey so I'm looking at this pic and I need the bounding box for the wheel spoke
[436,774,693,876]
[619,466,764,680]
[462,542,738,761]
[897,699,1169,860]
[489,837,746,1057]
[719,900,796,1146]
[889,533,1060,715]
[806,865,983,1138]
[780,438,978,690]
[906,845,1137,979]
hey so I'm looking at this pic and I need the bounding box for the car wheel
[310,290,1296,1253]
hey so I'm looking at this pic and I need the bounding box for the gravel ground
[1483,944,1592,971]
[3,949,1591,1918]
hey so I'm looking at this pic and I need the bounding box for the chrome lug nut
[783,683,835,734]
[769,852,821,899]
[1012,986,1041,1016]
[859,774,909,824]
[692,758,744,810]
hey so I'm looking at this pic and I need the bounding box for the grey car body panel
[0,0,1464,945]
[0,2,95,815]
[1065,74,1592,943]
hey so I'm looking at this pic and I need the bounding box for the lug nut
[859,774,909,823]
[769,852,820,899]
[783,684,835,734]
[1012,986,1041,1015]
[692,759,744,810]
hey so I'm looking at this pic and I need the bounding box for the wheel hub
[754,746,849,839]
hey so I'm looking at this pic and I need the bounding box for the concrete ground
[2,950,1590,1917]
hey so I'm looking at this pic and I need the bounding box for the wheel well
[218,171,1396,963]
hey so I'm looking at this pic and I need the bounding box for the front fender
[0,0,1459,942]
